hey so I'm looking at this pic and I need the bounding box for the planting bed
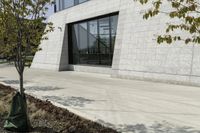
[0,84,118,133]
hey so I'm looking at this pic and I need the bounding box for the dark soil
[0,84,118,133]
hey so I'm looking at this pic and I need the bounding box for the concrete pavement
[0,65,200,133]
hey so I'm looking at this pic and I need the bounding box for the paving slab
[0,65,200,133]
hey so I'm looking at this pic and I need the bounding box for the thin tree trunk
[17,14,25,96]
[19,42,24,95]
[19,71,24,95]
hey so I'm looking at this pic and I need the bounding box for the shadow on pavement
[43,95,95,107]
[2,80,28,85]
[97,120,200,133]
[26,86,64,92]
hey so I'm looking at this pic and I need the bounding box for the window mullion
[87,22,90,64]
[75,0,79,5]
[97,19,101,65]
[109,16,112,65]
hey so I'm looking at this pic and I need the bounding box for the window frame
[68,12,119,66]
[56,0,89,12]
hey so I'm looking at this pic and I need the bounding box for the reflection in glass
[63,0,74,9]
[71,24,79,64]
[99,17,110,65]
[57,0,89,11]
[88,20,99,64]
[69,14,118,66]
[88,20,98,50]
[79,23,88,64]
[111,15,118,52]
[79,0,88,3]
[99,18,110,49]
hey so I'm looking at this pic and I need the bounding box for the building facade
[31,0,200,86]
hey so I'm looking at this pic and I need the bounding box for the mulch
[0,84,118,133]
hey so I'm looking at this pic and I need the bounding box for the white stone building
[31,0,200,86]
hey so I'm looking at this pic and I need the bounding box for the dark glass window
[79,23,88,64]
[111,15,118,52]
[69,14,118,66]
[88,20,98,64]
[99,17,110,65]
[63,0,74,9]
[56,0,89,11]
[71,24,79,64]
[79,0,88,3]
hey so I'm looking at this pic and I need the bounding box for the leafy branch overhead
[0,0,54,94]
[137,0,200,44]
[0,0,54,62]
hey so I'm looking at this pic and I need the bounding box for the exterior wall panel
[32,0,200,86]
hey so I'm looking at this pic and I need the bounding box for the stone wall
[32,0,200,86]
[112,0,199,86]
[32,0,121,70]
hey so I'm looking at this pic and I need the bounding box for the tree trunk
[19,71,24,95]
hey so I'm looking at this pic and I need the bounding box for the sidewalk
[1,65,200,132]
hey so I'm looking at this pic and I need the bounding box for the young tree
[0,0,53,95]
[0,0,53,131]
[136,0,200,44]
